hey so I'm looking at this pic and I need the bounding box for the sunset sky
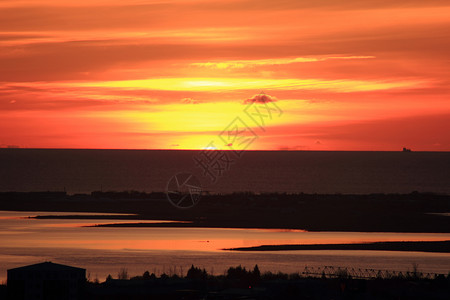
[1,0,450,151]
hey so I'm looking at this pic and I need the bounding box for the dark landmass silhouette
[0,191,449,233]
[224,240,450,253]
[3,263,449,300]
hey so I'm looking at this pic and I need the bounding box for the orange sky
[1,0,449,151]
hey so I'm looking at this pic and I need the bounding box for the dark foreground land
[4,264,450,300]
[0,191,449,233]
[87,272,450,300]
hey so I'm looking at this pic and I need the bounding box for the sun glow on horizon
[1,0,450,150]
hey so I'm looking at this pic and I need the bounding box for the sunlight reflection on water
[1,210,449,282]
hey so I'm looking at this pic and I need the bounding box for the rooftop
[8,262,85,272]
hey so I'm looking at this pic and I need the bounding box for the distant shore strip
[224,240,450,253]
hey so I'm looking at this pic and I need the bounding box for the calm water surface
[1,211,449,282]
[1,149,449,194]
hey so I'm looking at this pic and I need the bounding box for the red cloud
[244,93,277,104]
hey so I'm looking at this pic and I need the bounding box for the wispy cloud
[181,97,200,104]
[66,77,428,93]
[191,56,375,69]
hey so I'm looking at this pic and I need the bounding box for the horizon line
[0,147,449,153]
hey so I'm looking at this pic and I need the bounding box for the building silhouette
[7,262,85,300]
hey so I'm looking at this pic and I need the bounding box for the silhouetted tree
[253,265,261,279]
[143,271,150,280]
[186,265,207,280]
[227,265,249,280]
[118,268,128,280]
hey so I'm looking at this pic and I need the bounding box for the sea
[0,149,449,282]
[0,149,449,194]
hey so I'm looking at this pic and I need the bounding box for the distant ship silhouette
[402,147,412,152]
